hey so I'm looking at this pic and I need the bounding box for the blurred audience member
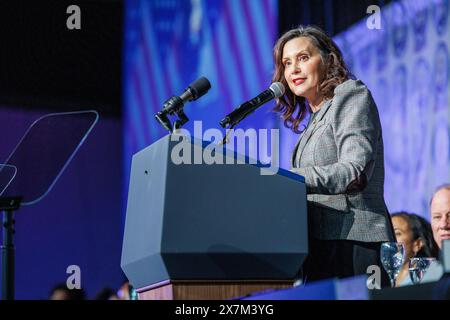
[391,212,439,286]
[49,283,86,300]
[430,184,450,249]
[94,287,119,300]
[117,281,131,300]
[117,281,138,300]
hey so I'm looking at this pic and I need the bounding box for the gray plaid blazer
[291,79,395,242]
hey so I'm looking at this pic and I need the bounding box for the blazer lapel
[293,99,333,167]
[313,99,333,123]
[291,134,302,167]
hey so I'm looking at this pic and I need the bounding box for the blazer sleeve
[291,82,381,195]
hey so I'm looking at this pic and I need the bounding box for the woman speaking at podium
[272,25,395,287]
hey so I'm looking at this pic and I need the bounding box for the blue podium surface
[241,276,369,300]
[241,275,450,300]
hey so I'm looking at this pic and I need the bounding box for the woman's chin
[293,89,307,98]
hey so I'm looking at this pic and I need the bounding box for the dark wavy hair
[391,212,440,258]
[272,25,351,133]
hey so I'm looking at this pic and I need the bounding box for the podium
[121,134,308,300]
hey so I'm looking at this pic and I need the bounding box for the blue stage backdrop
[123,0,279,191]
[333,0,450,218]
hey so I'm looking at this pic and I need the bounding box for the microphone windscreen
[189,77,211,100]
[269,82,285,98]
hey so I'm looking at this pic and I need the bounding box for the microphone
[219,82,285,128]
[155,77,211,132]
[179,76,211,103]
